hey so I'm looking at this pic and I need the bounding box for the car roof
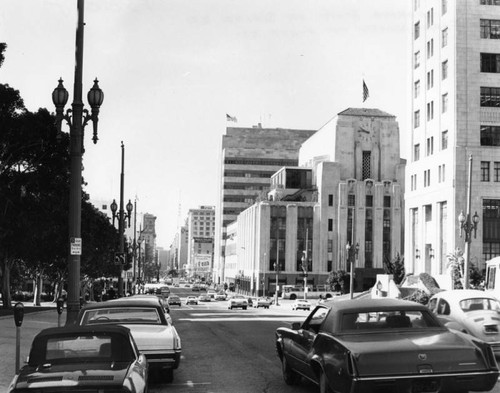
[34,324,131,339]
[431,289,498,301]
[322,297,428,312]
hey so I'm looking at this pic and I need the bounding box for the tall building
[214,125,317,284]
[225,108,405,293]
[168,225,188,275]
[141,213,157,281]
[186,206,215,281]
[406,0,500,277]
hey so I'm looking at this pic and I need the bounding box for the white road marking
[178,317,301,322]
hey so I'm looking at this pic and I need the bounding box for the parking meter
[14,302,24,327]
[56,298,64,315]
[14,302,24,374]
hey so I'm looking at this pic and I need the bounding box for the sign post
[14,302,24,374]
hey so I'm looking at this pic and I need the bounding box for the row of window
[410,165,447,191]
[414,95,448,127]
[413,28,448,66]
[417,18,500,42]
[224,157,297,166]
[480,161,500,181]
[414,132,448,161]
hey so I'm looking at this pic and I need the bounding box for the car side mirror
[291,322,301,330]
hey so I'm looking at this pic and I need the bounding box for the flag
[226,113,237,122]
[363,80,369,102]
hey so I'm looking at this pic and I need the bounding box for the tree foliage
[326,270,351,294]
[383,252,405,285]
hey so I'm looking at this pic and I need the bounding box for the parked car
[167,295,182,307]
[191,284,200,291]
[207,290,217,299]
[276,297,499,393]
[77,297,181,382]
[291,299,312,310]
[228,295,248,310]
[186,296,199,305]
[255,297,272,308]
[8,325,148,393]
[120,294,172,324]
[428,289,500,357]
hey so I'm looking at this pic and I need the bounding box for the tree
[383,252,405,285]
[446,248,465,289]
[326,270,351,294]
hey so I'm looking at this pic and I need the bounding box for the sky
[1,0,411,248]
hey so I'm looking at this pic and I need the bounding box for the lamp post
[301,251,308,300]
[273,262,280,306]
[110,141,133,297]
[346,241,359,299]
[52,0,104,325]
[458,155,479,289]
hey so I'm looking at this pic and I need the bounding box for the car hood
[336,329,490,376]
[14,362,129,390]
[121,324,177,350]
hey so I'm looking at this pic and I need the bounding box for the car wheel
[281,355,300,385]
[319,370,333,393]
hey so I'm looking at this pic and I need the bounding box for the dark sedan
[276,297,499,393]
[8,325,148,393]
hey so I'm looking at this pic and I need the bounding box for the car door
[288,307,329,380]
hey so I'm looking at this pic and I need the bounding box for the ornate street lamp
[52,0,104,325]
[300,251,309,300]
[110,142,133,297]
[346,241,359,299]
[458,155,479,289]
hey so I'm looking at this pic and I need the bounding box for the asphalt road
[2,288,500,393]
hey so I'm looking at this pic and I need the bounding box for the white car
[186,296,199,305]
[291,299,312,310]
[228,295,248,310]
[77,297,181,383]
[428,289,500,357]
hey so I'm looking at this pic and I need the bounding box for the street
[2,288,500,393]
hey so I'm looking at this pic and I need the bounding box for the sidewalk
[0,306,62,390]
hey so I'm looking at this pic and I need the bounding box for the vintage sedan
[255,297,272,308]
[428,289,500,357]
[77,297,181,382]
[228,294,248,310]
[8,325,148,393]
[276,298,499,393]
[291,299,312,311]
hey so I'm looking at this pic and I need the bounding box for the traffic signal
[114,252,126,265]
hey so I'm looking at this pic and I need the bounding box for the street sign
[70,237,82,255]
[114,252,125,265]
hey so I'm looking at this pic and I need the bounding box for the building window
[481,53,500,73]
[366,195,373,207]
[411,174,417,191]
[414,51,421,69]
[481,19,500,39]
[328,194,333,206]
[481,125,500,146]
[482,0,500,4]
[441,130,448,150]
[427,8,434,28]
[442,27,448,47]
[483,199,500,261]
[442,60,448,80]
[442,0,447,14]
[362,151,371,180]
[328,218,333,231]
[438,164,446,183]
[414,80,421,98]
[414,0,420,11]
[495,162,500,182]
[442,93,448,113]
[415,21,420,39]
[427,39,434,58]
[365,209,373,268]
[348,194,355,207]
[427,70,434,89]
[426,136,434,156]
[327,239,333,252]
[414,110,420,128]
[481,87,500,107]
[414,144,420,161]
[384,196,391,208]
[482,161,491,181]
[427,101,434,121]
[424,169,431,187]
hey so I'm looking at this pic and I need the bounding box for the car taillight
[174,335,182,350]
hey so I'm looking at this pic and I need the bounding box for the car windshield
[340,309,441,332]
[459,298,500,312]
[29,333,134,366]
[82,307,162,325]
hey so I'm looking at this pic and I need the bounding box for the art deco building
[405,0,500,276]
[225,109,405,294]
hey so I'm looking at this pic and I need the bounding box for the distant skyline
[1,0,411,247]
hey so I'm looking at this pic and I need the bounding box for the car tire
[319,370,333,393]
[281,355,300,385]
